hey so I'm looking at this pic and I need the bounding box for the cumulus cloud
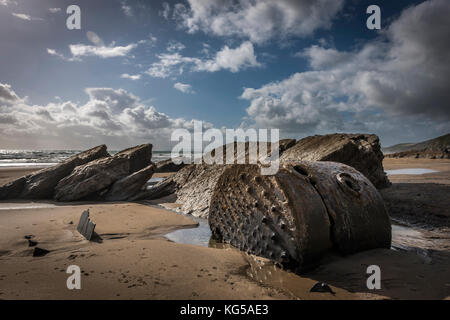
[174,82,195,94]
[240,0,450,144]
[0,83,19,102]
[0,0,17,6]
[195,41,260,72]
[173,0,344,44]
[146,41,260,78]
[0,84,212,149]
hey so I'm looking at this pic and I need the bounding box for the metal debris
[208,161,391,272]
[77,209,96,241]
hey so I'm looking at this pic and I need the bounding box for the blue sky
[0,0,449,150]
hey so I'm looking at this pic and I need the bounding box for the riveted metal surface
[209,164,332,272]
[209,161,391,272]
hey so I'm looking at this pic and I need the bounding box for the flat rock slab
[77,209,96,241]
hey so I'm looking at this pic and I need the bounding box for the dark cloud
[241,0,450,145]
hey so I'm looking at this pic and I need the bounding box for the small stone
[33,247,50,257]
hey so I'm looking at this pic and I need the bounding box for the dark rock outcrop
[384,149,449,159]
[104,164,155,201]
[0,145,109,200]
[208,161,391,272]
[382,133,450,156]
[280,134,390,189]
[155,158,186,173]
[54,144,152,201]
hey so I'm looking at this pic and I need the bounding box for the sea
[0,149,172,167]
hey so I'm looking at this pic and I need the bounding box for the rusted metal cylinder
[208,161,391,272]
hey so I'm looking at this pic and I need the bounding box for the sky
[0,0,449,150]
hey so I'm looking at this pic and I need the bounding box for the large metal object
[208,161,391,272]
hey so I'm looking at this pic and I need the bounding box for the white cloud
[0,0,17,6]
[49,8,61,13]
[12,12,44,21]
[240,0,450,144]
[167,40,185,52]
[174,82,195,94]
[0,83,19,103]
[0,84,212,149]
[69,43,137,58]
[194,41,260,72]
[146,41,260,78]
[47,48,81,62]
[160,2,170,20]
[121,1,133,17]
[48,39,139,61]
[121,73,141,81]
[12,13,31,20]
[173,0,344,44]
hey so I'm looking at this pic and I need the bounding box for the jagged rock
[0,145,109,200]
[54,144,152,201]
[155,158,186,173]
[104,164,155,201]
[310,282,335,294]
[208,161,391,272]
[0,176,27,200]
[280,134,390,189]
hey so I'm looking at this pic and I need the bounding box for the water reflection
[386,168,438,175]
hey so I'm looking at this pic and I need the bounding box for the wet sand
[381,158,450,228]
[0,159,449,299]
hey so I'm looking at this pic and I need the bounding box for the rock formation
[104,164,155,201]
[54,144,152,201]
[382,133,450,158]
[155,158,186,173]
[280,134,390,189]
[139,135,389,218]
[136,140,296,218]
[208,161,391,272]
[0,145,109,200]
[0,144,154,201]
[384,149,449,159]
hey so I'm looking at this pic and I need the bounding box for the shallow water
[164,218,445,260]
[165,217,213,247]
[145,177,166,190]
[386,168,438,175]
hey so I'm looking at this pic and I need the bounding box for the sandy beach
[0,159,449,300]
